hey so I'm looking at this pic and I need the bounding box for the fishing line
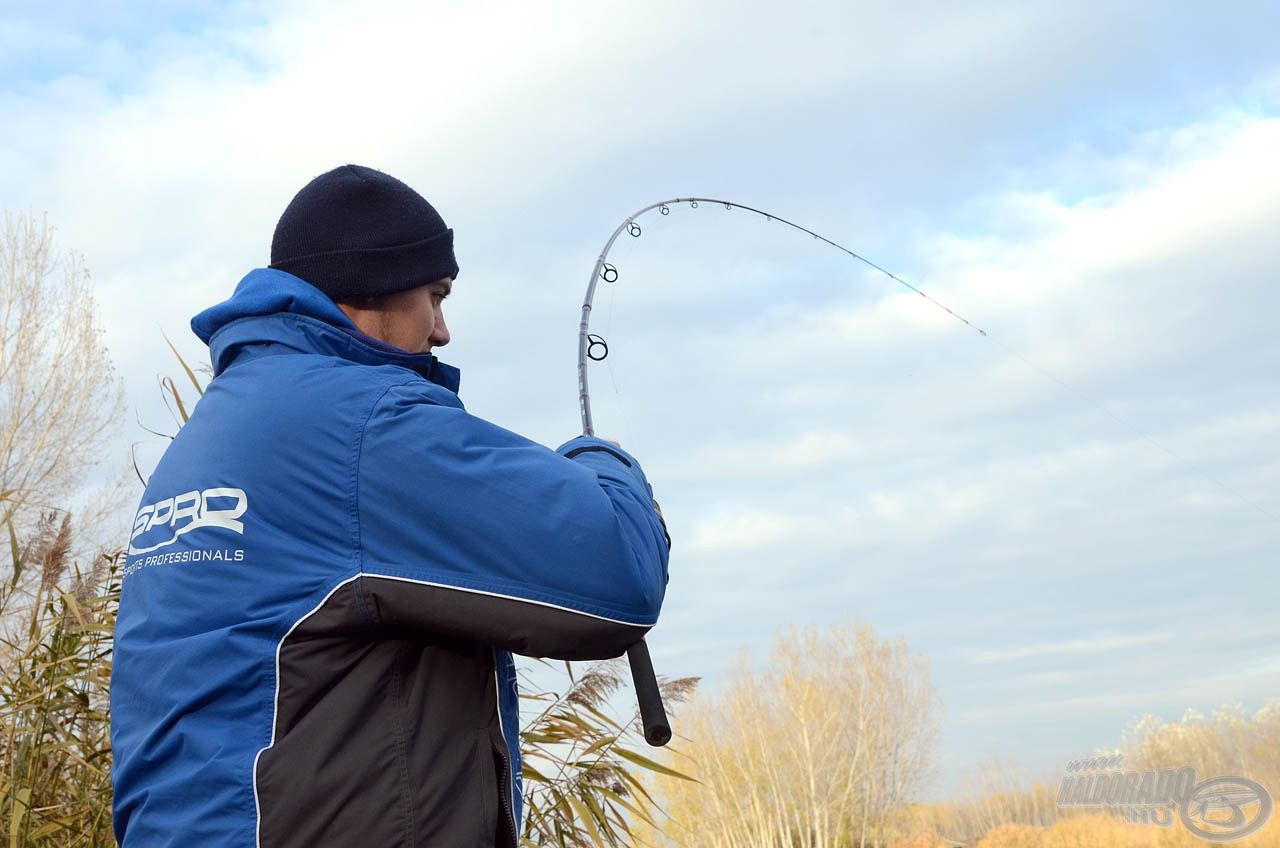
[581,196,1277,748]
[602,231,633,400]
[577,196,1277,524]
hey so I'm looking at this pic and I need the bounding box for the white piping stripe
[253,574,361,848]
[361,572,656,628]
[492,649,519,839]
[251,570,648,847]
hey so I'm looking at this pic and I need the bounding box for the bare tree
[0,211,126,575]
[1125,700,1280,805]
[648,621,939,848]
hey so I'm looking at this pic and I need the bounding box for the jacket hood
[190,268,461,393]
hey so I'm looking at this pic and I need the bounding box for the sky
[2,0,1277,799]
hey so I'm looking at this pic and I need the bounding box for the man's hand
[597,437,670,550]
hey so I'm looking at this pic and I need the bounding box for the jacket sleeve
[354,381,670,660]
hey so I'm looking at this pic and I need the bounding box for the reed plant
[1,502,121,847]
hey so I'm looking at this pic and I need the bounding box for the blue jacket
[110,268,670,847]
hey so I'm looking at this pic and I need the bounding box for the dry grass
[519,657,700,846]
[895,701,1280,848]
[0,507,120,846]
[972,813,1277,848]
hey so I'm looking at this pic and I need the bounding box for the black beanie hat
[269,164,459,300]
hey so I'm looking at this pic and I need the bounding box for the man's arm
[355,381,670,660]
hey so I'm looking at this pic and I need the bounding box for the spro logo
[128,487,248,555]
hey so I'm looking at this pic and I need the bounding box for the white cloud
[683,506,813,555]
[968,633,1172,665]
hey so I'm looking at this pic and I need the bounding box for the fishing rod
[576,196,992,748]
[580,196,1277,747]
[577,197,994,436]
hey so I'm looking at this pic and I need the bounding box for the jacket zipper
[493,740,517,847]
[492,650,518,847]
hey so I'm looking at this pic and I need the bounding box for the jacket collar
[190,268,461,394]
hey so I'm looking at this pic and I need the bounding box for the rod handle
[626,638,671,747]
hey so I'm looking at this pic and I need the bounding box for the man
[110,165,671,847]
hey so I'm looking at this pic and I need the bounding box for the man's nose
[429,316,450,347]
